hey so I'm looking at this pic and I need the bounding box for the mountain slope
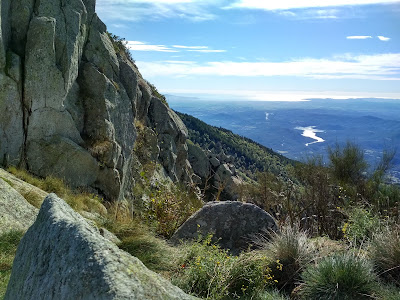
[176,111,295,180]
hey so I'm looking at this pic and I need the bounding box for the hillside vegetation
[176,111,294,180]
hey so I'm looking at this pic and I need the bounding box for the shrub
[259,225,315,293]
[0,230,24,298]
[106,31,134,62]
[301,253,378,300]
[341,207,380,246]
[328,141,368,186]
[370,225,400,285]
[144,184,202,238]
[100,202,176,274]
[173,234,275,299]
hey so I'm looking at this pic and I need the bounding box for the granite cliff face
[0,0,193,201]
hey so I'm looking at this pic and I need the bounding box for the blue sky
[97,0,400,100]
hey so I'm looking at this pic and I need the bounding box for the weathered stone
[0,0,194,202]
[27,136,99,188]
[0,178,38,234]
[0,168,48,207]
[0,73,23,166]
[83,14,119,80]
[24,17,65,112]
[9,0,35,57]
[187,142,210,179]
[148,97,192,183]
[170,201,279,255]
[5,194,197,300]
[137,79,152,121]
[5,51,22,82]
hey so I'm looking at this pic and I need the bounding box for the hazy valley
[168,95,400,183]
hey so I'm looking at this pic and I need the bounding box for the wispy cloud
[126,41,226,53]
[126,41,178,52]
[187,49,226,53]
[377,35,391,41]
[172,45,209,49]
[227,0,400,10]
[97,0,222,22]
[347,35,373,39]
[136,53,400,80]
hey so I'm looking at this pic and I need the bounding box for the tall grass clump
[100,202,176,274]
[370,225,400,285]
[0,230,24,298]
[301,253,378,300]
[259,225,315,293]
[173,234,276,300]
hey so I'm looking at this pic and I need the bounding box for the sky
[96,0,400,100]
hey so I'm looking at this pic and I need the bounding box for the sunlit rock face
[0,0,193,200]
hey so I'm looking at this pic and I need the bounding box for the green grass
[301,253,378,300]
[258,225,316,293]
[172,234,276,300]
[7,166,106,215]
[370,225,400,286]
[0,230,24,299]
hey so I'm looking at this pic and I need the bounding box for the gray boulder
[0,178,38,234]
[5,194,197,300]
[170,201,278,255]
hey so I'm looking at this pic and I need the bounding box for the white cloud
[227,0,400,10]
[347,35,373,39]
[377,35,391,41]
[172,45,209,49]
[163,88,400,100]
[97,0,221,22]
[136,53,400,80]
[125,42,226,53]
[187,49,226,53]
[126,41,178,52]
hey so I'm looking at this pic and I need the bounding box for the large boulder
[0,178,38,234]
[5,194,197,300]
[170,201,279,255]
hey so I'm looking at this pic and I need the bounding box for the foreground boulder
[0,178,38,234]
[170,201,278,254]
[5,194,197,300]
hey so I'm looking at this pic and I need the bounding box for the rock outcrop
[188,142,242,201]
[5,194,197,300]
[0,0,193,201]
[0,178,38,234]
[170,201,279,254]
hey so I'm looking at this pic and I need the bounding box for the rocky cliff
[0,0,193,201]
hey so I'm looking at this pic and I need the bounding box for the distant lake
[167,94,400,183]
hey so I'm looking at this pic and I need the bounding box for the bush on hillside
[341,207,380,246]
[301,253,378,300]
[173,234,276,299]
